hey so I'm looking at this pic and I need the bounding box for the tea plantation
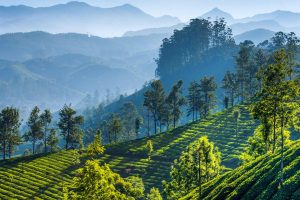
[0,105,258,199]
[181,140,300,200]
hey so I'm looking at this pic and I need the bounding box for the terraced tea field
[0,105,258,199]
[182,140,300,200]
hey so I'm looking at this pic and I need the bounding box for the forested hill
[0,31,167,61]
[0,105,258,199]
[181,140,300,200]
[156,18,237,88]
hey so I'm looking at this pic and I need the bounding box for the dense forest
[1,3,300,200]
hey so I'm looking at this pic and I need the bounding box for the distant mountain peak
[201,7,234,22]
[63,1,91,7]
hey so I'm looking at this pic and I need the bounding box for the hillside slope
[182,140,300,200]
[0,105,258,199]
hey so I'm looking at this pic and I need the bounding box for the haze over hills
[0,1,180,37]
[0,54,144,112]
[124,7,300,43]
[234,28,275,44]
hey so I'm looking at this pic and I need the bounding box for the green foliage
[199,77,217,118]
[119,102,142,141]
[47,128,59,152]
[0,105,258,199]
[156,18,235,85]
[87,130,105,157]
[143,80,166,134]
[65,160,144,200]
[107,114,123,143]
[163,136,221,199]
[0,107,21,159]
[181,140,300,200]
[166,80,185,128]
[58,105,84,150]
[146,140,154,161]
[40,109,52,153]
[23,106,43,154]
[146,187,163,200]
[222,71,238,107]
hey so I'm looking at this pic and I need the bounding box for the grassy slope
[181,140,300,200]
[0,105,258,199]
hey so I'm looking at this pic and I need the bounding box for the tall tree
[143,80,166,134]
[107,114,122,143]
[187,81,200,121]
[163,136,221,199]
[236,40,255,102]
[0,107,21,160]
[24,106,43,154]
[119,102,141,141]
[166,80,185,128]
[222,71,238,107]
[47,128,59,152]
[199,76,217,118]
[135,117,143,139]
[40,109,52,153]
[250,49,300,185]
[58,105,84,150]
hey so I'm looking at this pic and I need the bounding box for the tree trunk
[173,117,176,129]
[147,110,150,137]
[272,111,276,153]
[33,141,35,154]
[3,141,6,160]
[280,116,285,186]
[44,126,47,153]
[231,90,234,107]
[154,119,157,134]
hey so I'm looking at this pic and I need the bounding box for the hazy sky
[1,0,300,21]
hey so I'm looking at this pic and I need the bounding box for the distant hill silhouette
[0,1,180,37]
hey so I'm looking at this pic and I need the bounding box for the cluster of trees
[163,136,221,199]
[222,31,300,107]
[156,18,235,86]
[187,77,217,121]
[84,101,143,144]
[0,104,85,159]
[143,80,185,135]
[65,136,162,200]
[143,77,218,135]
[242,49,300,186]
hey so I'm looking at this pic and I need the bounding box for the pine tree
[58,105,84,150]
[24,106,43,154]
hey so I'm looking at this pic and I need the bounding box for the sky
[1,0,300,21]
